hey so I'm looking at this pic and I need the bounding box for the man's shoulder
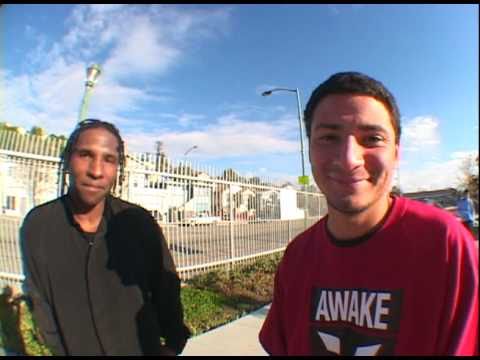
[284,219,325,258]
[401,197,458,223]
[109,196,148,213]
[23,196,65,226]
[108,196,154,223]
[398,197,466,237]
[21,197,66,251]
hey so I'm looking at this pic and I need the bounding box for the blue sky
[1,4,478,192]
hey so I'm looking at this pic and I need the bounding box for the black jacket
[20,194,190,355]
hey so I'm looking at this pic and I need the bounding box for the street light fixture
[262,87,309,227]
[184,145,199,157]
[78,64,102,123]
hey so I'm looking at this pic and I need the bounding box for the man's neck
[69,193,106,233]
[327,196,392,240]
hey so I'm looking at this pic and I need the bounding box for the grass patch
[0,252,282,355]
[182,252,282,336]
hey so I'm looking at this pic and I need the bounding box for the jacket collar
[61,193,114,230]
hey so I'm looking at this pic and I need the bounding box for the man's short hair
[303,71,401,144]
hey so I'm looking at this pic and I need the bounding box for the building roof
[403,187,458,199]
[403,187,458,208]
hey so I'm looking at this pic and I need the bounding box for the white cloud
[2,59,159,135]
[402,116,440,152]
[2,5,232,136]
[450,150,478,160]
[177,113,206,127]
[396,115,478,192]
[89,4,126,13]
[399,150,478,192]
[103,15,181,79]
[123,114,298,158]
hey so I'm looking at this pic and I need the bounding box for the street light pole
[262,87,309,228]
[78,64,102,123]
[182,145,198,220]
[294,88,307,183]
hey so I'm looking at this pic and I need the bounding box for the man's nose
[87,158,103,178]
[340,135,365,171]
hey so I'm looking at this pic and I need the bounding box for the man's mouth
[82,183,105,191]
[329,176,367,185]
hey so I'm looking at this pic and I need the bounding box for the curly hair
[59,119,126,196]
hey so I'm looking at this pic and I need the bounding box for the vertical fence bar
[229,183,235,270]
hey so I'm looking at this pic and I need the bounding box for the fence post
[229,183,235,271]
[319,193,322,218]
[288,219,292,243]
[303,189,307,230]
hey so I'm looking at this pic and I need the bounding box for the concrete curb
[180,304,270,356]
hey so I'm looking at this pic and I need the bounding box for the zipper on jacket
[85,239,106,355]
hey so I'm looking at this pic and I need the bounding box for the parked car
[185,214,221,226]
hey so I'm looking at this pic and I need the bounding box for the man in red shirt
[259,72,478,355]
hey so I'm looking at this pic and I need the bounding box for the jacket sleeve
[20,215,67,356]
[144,213,191,354]
[436,225,478,355]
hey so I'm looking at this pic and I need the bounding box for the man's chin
[71,191,107,210]
[327,197,370,215]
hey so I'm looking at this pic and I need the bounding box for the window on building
[5,196,16,210]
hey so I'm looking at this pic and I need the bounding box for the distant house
[279,184,305,220]
[125,153,214,223]
[213,183,257,220]
[403,188,458,208]
[0,130,65,217]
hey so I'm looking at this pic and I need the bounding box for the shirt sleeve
[144,212,191,355]
[436,224,478,355]
[20,216,67,356]
[259,259,288,355]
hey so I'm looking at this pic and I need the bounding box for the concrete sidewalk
[1,305,271,356]
[181,304,270,356]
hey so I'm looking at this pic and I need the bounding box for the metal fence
[0,149,326,289]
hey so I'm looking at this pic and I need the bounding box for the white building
[279,185,305,220]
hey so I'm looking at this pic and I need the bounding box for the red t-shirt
[259,196,478,355]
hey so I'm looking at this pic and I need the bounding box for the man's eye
[363,135,385,145]
[105,156,118,164]
[316,135,338,143]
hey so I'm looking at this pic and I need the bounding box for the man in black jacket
[20,119,190,355]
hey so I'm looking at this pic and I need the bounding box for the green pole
[78,64,101,123]
[78,84,93,123]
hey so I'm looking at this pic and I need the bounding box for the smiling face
[309,94,399,216]
[67,127,119,210]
